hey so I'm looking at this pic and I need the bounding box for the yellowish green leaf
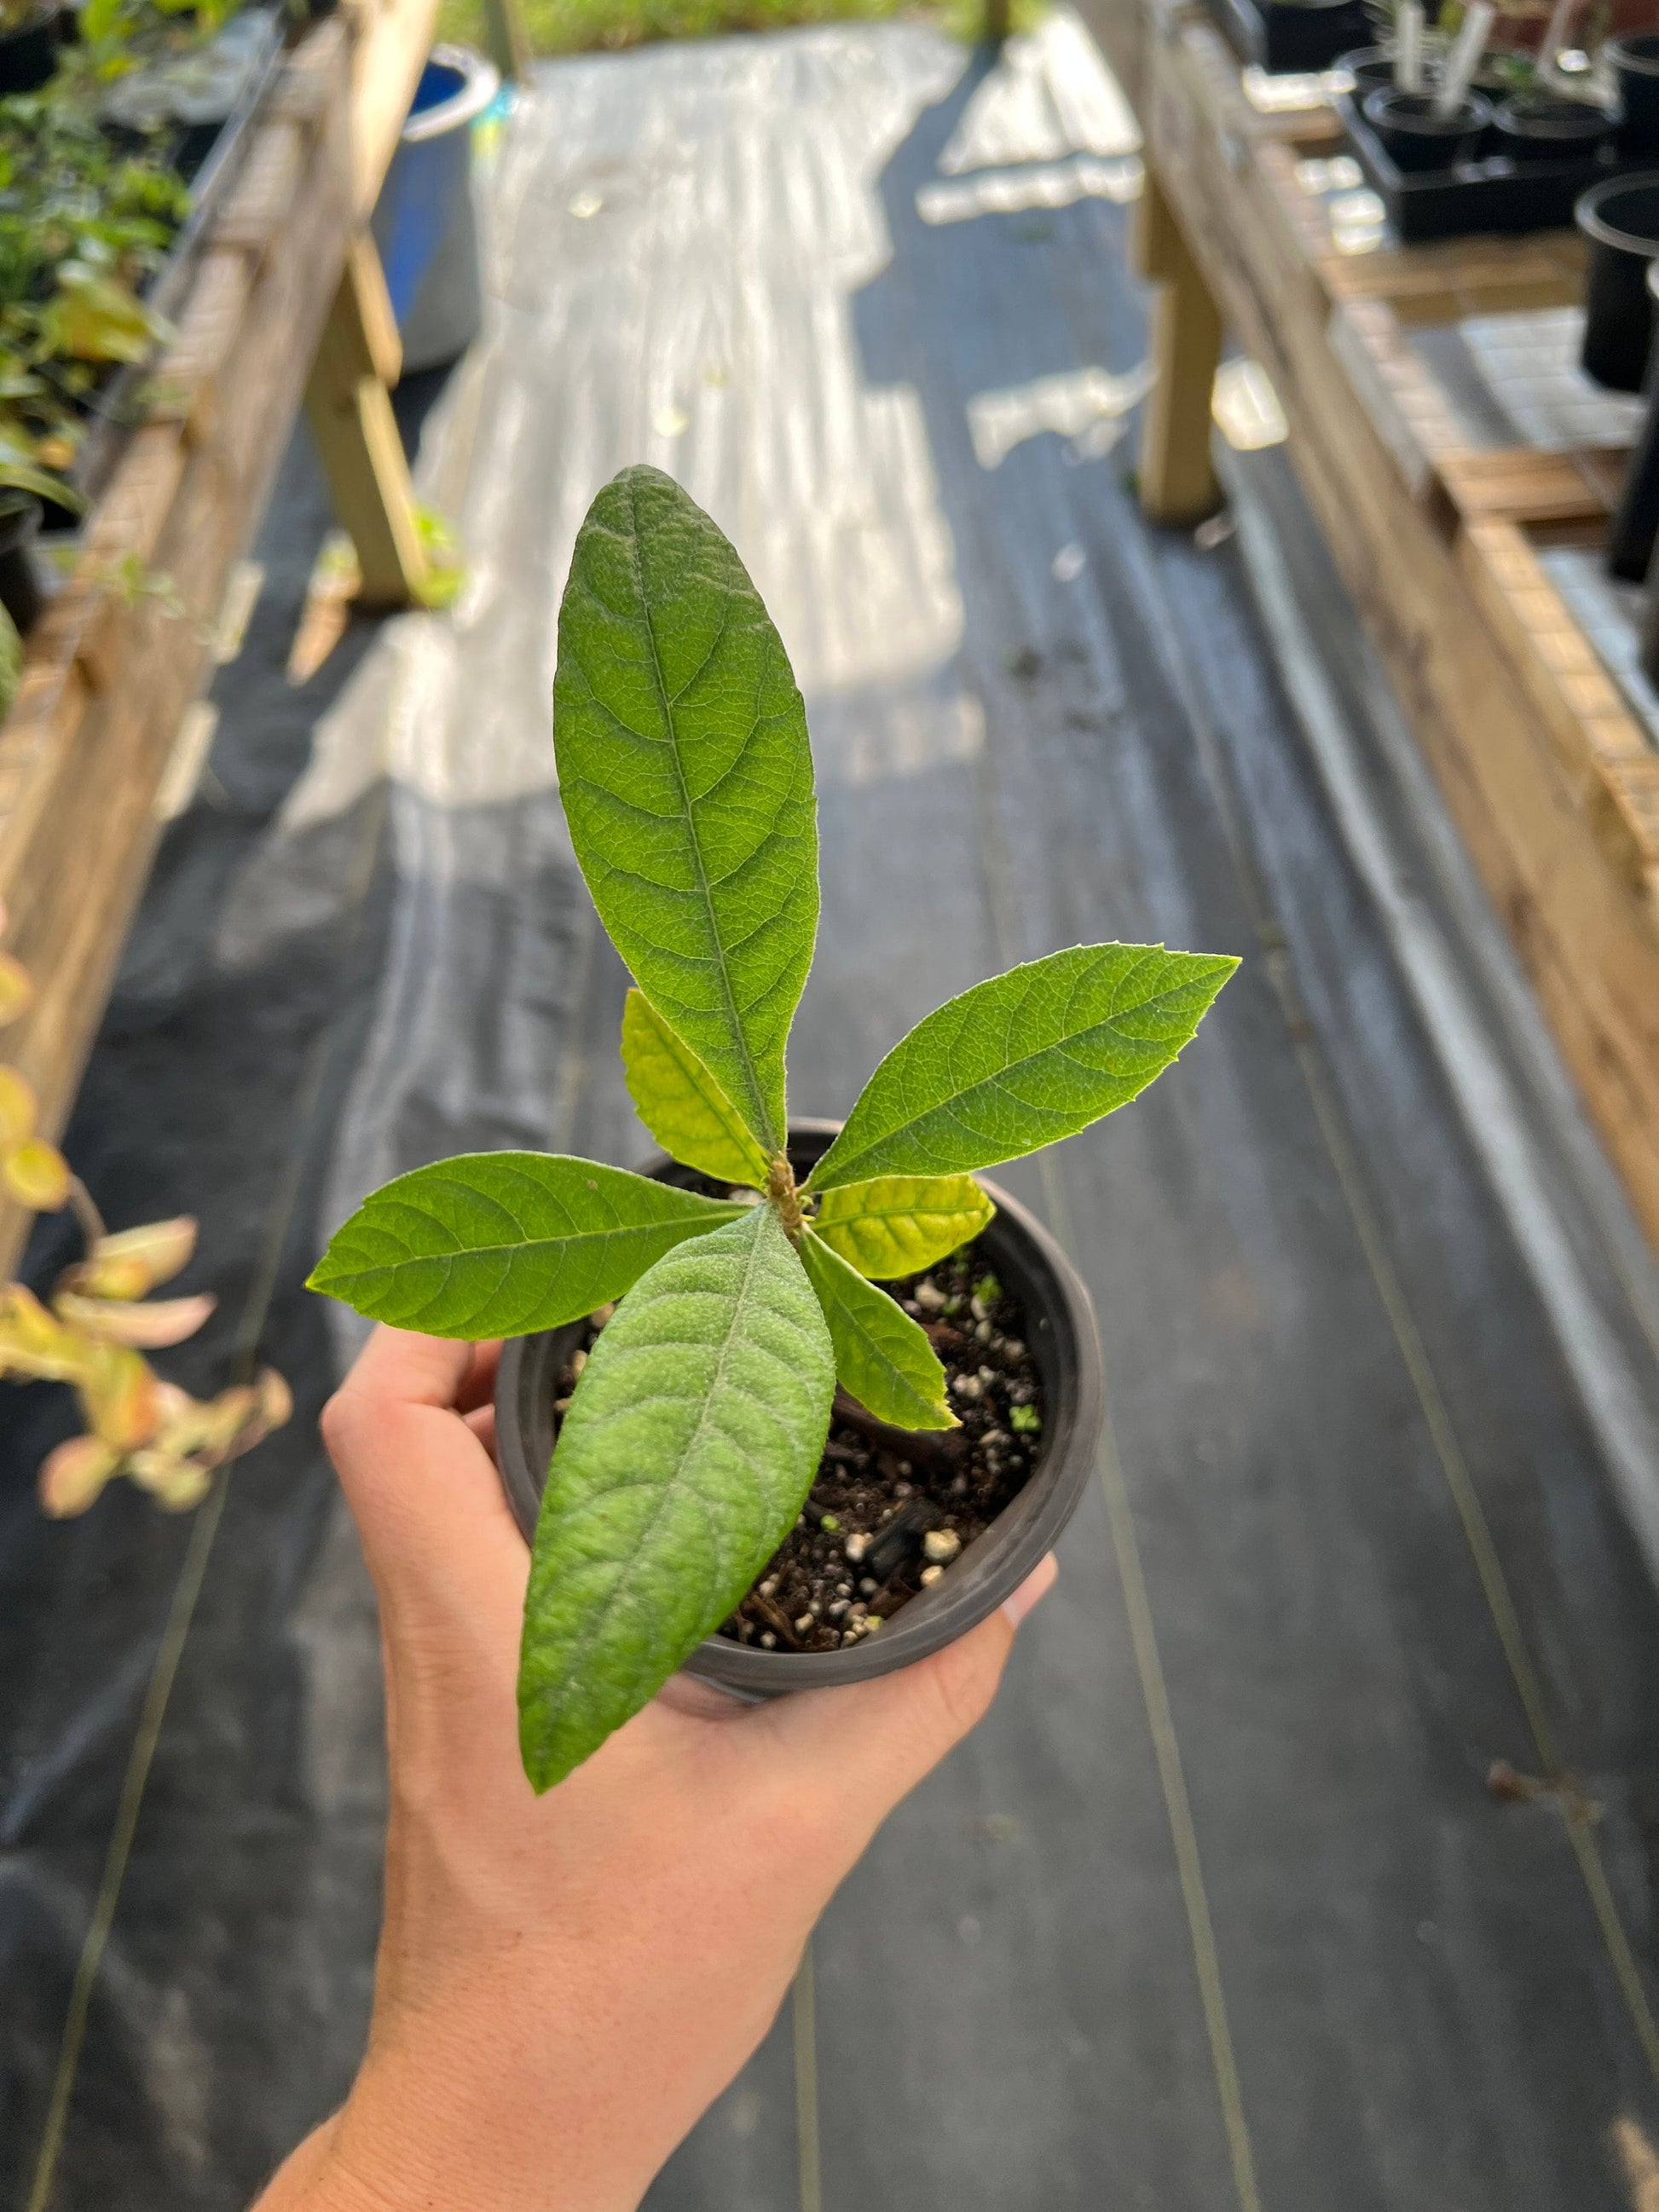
[55,1289,216,1348]
[799,1230,956,1431]
[0,952,27,1027]
[0,1063,35,1146]
[77,1341,161,1452]
[3,1137,70,1211]
[810,1173,994,1279]
[67,1213,198,1300]
[38,1434,121,1518]
[621,988,772,1187]
[0,1283,88,1383]
[128,1448,213,1510]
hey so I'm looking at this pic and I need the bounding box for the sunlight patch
[968,362,1153,471]
[918,153,1142,226]
[938,7,1141,175]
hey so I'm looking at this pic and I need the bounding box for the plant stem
[766,1155,806,1243]
[66,1175,107,1253]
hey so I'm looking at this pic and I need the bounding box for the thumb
[322,1325,526,1619]
[759,1554,1058,1821]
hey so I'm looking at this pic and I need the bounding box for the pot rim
[1495,93,1614,131]
[0,4,58,38]
[494,1117,1105,1696]
[1576,172,1659,253]
[402,43,500,143]
[1362,86,1490,134]
[1335,45,1394,73]
[1608,32,1659,76]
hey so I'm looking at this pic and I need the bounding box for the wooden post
[1134,165,1223,528]
[482,0,534,82]
[303,233,431,609]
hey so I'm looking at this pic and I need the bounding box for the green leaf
[553,466,818,1155]
[518,1204,834,1789]
[621,988,772,1189]
[799,1230,956,1433]
[806,943,1238,1192]
[810,1173,994,1279]
[308,1152,743,1337]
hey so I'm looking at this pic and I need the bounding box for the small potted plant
[310,467,1237,1792]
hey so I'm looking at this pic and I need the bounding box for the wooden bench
[1081,0,1659,1245]
[0,0,445,1273]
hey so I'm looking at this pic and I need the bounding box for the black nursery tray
[61,5,287,513]
[1335,88,1636,243]
[1205,0,1370,77]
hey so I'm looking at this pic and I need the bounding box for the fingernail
[1002,1552,1058,1629]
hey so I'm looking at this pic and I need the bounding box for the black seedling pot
[1361,88,1489,172]
[0,5,59,93]
[1335,46,1396,97]
[494,1119,1104,1698]
[1494,94,1615,165]
[1608,257,1659,585]
[0,493,43,637]
[1577,175,1659,392]
[1610,32,1659,155]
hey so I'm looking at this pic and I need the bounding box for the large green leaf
[806,943,1238,1192]
[621,988,771,1189]
[308,1153,743,1337]
[810,1173,994,1279]
[518,1204,834,1790]
[553,465,818,1155]
[799,1230,955,1433]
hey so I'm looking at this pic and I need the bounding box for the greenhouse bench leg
[304,233,431,610]
[1133,164,1224,529]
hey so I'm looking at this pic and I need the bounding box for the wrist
[315,2019,646,2212]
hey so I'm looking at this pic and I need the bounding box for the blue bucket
[371,45,500,373]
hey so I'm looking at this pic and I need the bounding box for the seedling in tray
[311,466,1238,1790]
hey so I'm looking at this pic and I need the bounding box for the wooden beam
[1135,165,1223,528]
[349,0,444,218]
[303,234,429,610]
[482,0,534,81]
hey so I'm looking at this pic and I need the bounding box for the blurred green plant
[0,0,245,502]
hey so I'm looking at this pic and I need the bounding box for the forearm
[250,2050,656,2212]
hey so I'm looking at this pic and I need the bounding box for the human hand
[254,1325,1055,2212]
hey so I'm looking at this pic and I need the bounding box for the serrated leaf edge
[806,943,1239,1192]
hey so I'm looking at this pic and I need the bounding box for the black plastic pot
[1494,94,1616,165]
[1335,44,1395,95]
[1608,258,1659,584]
[1206,0,1369,77]
[0,4,58,92]
[1639,454,1659,681]
[494,1119,1104,1698]
[1361,88,1489,172]
[1610,32,1659,155]
[0,493,43,636]
[1577,175,1659,392]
